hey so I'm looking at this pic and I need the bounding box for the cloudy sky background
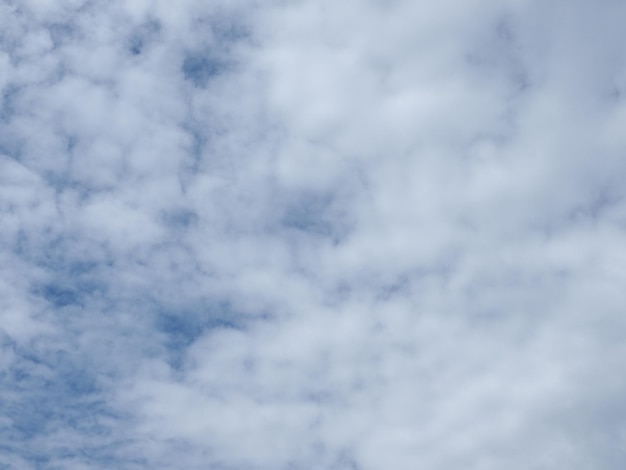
[1,0,626,468]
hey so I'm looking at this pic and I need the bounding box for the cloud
[1,0,626,468]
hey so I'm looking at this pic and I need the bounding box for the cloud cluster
[2,0,626,468]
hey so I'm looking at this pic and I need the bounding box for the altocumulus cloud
[1,0,626,468]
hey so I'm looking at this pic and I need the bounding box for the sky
[1,0,626,468]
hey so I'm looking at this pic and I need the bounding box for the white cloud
[1,0,626,468]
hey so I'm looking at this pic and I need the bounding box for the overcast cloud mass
[1,0,626,468]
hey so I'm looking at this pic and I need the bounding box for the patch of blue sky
[40,283,82,308]
[155,301,246,370]
[157,311,239,348]
[181,11,251,88]
[0,338,128,468]
[0,439,142,470]
[25,236,111,310]
[182,53,225,88]
[2,366,103,446]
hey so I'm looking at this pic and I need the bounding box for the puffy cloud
[2,0,626,468]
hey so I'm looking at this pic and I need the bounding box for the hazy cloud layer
[2,0,626,468]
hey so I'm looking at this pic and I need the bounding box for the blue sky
[1,0,626,468]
